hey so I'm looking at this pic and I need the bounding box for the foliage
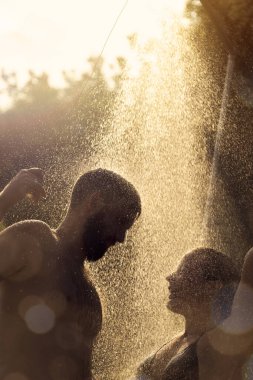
[185,0,203,19]
[0,56,124,225]
[0,1,230,225]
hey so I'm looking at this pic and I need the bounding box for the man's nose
[116,229,127,243]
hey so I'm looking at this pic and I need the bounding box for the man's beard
[82,212,113,262]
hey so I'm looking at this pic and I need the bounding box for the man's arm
[0,168,45,220]
[198,248,253,380]
[0,222,43,280]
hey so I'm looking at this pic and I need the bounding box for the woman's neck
[184,309,214,338]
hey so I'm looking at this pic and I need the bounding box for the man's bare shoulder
[0,220,58,280]
[0,220,58,257]
[0,220,56,242]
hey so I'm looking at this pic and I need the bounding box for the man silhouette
[0,168,141,380]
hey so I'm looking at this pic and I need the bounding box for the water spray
[201,0,253,237]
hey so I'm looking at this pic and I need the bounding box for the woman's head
[166,248,240,319]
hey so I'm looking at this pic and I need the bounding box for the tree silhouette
[0,55,125,225]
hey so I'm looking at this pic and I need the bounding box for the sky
[0,0,185,88]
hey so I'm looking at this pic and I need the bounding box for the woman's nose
[166,273,175,282]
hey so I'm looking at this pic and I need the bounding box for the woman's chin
[167,297,185,314]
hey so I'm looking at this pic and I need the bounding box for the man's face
[82,203,138,262]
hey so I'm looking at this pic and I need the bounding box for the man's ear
[86,191,105,215]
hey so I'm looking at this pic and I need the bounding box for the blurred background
[0,1,219,227]
[1,1,250,379]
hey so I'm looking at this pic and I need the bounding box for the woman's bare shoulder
[135,334,184,379]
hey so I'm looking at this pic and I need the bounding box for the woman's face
[166,253,218,316]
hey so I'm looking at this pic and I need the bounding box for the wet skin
[136,251,238,380]
[82,204,137,262]
[0,203,137,380]
[0,220,102,380]
[137,254,213,380]
[166,254,214,316]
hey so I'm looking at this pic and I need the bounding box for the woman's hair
[186,248,240,284]
[187,247,240,321]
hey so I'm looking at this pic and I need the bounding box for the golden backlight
[0,0,186,78]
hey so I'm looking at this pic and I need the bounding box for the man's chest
[1,262,102,340]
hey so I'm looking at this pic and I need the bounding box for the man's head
[70,169,141,261]
[167,248,240,319]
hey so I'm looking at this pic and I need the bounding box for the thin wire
[73,0,129,105]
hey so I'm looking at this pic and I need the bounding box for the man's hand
[0,168,46,219]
